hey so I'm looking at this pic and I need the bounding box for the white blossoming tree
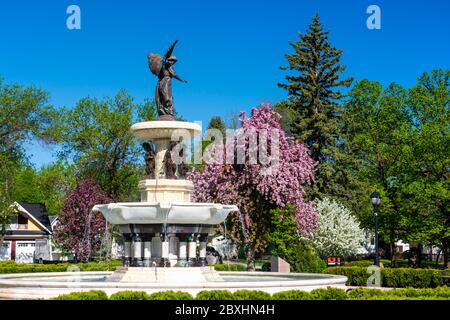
[310,198,365,258]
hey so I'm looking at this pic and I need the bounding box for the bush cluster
[50,290,108,300]
[0,260,122,274]
[47,286,450,300]
[323,266,446,288]
[211,264,247,271]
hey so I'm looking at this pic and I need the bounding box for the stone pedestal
[138,179,194,202]
[271,256,290,273]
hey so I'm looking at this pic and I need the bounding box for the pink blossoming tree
[188,104,318,270]
[53,179,112,261]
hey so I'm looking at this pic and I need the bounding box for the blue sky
[0,0,449,167]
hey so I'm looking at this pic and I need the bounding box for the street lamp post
[370,192,381,267]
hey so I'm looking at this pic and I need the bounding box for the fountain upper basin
[131,121,202,140]
[92,202,238,225]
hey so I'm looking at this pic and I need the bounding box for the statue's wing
[148,53,163,76]
[164,40,178,60]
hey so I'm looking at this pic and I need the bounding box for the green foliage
[323,266,375,286]
[109,291,150,300]
[207,116,226,137]
[269,206,325,273]
[345,260,378,267]
[271,290,311,300]
[148,291,193,300]
[50,290,108,300]
[0,260,122,273]
[347,287,450,300]
[196,290,234,300]
[324,266,445,288]
[343,70,449,264]
[212,264,247,271]
[0,77,59,155]
[57,91,148,200]
[289,240,326,273]
[233,290,271,300]
[310,287,347,300]
[11,162,73,216]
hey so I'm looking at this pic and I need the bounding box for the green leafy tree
[276,14,362,211]
[397,70,450,267]
[58,91,155,200]
[11,162,74,216]
[343,79,413,259]
[0,155,17,248]
[0,77,58,155]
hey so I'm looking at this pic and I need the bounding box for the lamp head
[370,191,381,207]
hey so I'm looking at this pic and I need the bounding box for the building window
[18,243,29,247]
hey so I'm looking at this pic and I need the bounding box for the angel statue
[148,40,187,120]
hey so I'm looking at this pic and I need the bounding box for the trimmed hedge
[148,291,193,300]
[323,266,445,288]
[196,290,234,300]
[47,287,450,300]
[271,290,311,300]
[211,264,247,271]
[347,287,450,300]
[233,289,271,300]
[0,260,122,274]
[50,290,109,300]
[310,287,347,300]
[110,291,149,300]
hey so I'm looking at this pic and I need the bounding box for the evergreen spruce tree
[277,14,367,212]
[207,116,226,137]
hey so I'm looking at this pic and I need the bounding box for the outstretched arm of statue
[173,74,187,83]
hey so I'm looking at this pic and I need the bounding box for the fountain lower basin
[92,202,238,225]
[0,270,348,299]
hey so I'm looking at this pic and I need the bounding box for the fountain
[0,41,347,299]
[92,119,239,271]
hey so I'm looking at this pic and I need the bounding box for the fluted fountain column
[198,234,208,266]
[187,234,197,265]
[132,234,143,267]
[160,233,170,267]
[123,234,132,267]
[143,234,153,267]
[177,234,188,266]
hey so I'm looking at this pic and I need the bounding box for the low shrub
[271,290,311,300]
[347,288,386,299]
[323,266,369,286]
[0,260,122,274]
[345,260,375,267]
[47,287,450,300]
[50,290,108,300]
[233,290,271,300]
[212,264,247,271]
[196,290,234,300]
[109,291,149,300]
[324,266,445,288]
[310,287,347,300]
[382,268,442,288]
[347,287,450,300]
[148,291,193,300]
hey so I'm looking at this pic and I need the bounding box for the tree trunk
[417,243,423,268]
[435,249,441,268]
[443,245,449,270]
[0,225,6,249]
[246,246,256,271]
